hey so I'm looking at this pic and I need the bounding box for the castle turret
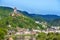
[10,7,17,16]
[14,7,17,13]
[10,7,21,16]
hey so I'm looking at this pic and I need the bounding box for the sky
[0,0,60,15]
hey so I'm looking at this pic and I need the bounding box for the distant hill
[39,15,60,22]
[21,11,45,22]
[50,18,60,26]
[26,14,60,26]
[19,11,60,22]
[21,11,60,26]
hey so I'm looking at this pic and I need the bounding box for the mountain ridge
[22,11,60,22]
[0,6,60,22]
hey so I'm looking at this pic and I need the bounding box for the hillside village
[4,7,60,40]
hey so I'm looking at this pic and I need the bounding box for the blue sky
[0,0,60,15]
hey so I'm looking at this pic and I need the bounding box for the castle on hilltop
[11,7,17,16]
[10,7,21,16]
[14,7,17,14]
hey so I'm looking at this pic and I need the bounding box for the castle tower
[10,7,21,16]
[11,7,17,16]
[14,7,17,13]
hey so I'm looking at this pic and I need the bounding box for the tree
[0,28,7,40]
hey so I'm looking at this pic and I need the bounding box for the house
[35,21,40,24]
[40,22,47,28]
[51,26,60,30]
